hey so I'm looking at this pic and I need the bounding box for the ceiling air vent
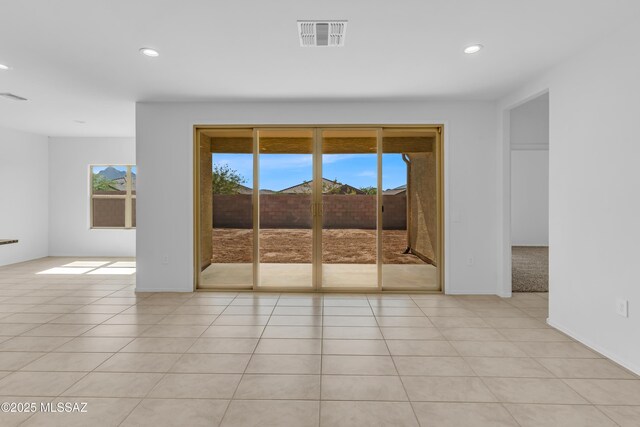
[298,21,347,47]
[0,93,28,101]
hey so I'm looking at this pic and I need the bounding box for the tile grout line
[217,292,280,427]
[114,291,236,426]
[2,268,639,426]
[7,269,130,426]
[556,377,627,426]
[13,265,142,427]
[368,295,421,427]
[455,294,619,425]
[318,294,324,426]
[459,343,525,427]
[450,297,549,427]
[96,295,201,426]
[452,324,526,427]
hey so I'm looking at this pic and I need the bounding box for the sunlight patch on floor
[63,261,111,267]
[37,260,136,275]
[36,267,94,275]
[109,261,137,268]
[88,267,137,275]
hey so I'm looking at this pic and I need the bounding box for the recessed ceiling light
[0,64,9,70]
[464,44,483,54]
[139,48,159,57]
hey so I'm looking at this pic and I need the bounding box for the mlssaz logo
[40,402,89,413]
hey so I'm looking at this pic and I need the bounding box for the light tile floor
[0,257,638,426]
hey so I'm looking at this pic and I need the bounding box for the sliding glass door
[319,129,380,290]
[199,128,254,289]
[196,126,442,292]
[381,129,440,290]
[256,129,314,289]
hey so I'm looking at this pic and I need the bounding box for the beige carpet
[512,246,548,292]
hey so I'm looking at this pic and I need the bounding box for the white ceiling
[1,0,639,137]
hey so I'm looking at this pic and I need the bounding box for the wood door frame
[193,124,444,293]
[316,127,382,292]
[253,127,316,291]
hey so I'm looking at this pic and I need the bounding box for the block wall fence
[91,190,137,227]
[212,193,407,229]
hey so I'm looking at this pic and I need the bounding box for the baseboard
[134,287,192,293]
[0,255,48,268]
[498,290,513,298]
[547,318,640,376]
[445,289,499,295]
[49,253,136,258]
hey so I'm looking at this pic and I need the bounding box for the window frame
[89,164,136,229]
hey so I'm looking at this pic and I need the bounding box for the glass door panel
[382,128,439,290]
[257,129,314,289]
[200,128,254,289]
[320,129,379,289]
[196,126,442,293]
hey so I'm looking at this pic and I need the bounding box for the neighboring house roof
[109,176,136,191]
[96,166,136,191]
[278,180,313,194]
[280,178,364,195]
[233,178,377,195]
[383,184,406,195]
[235,184,253,195]
[233,184,275,195]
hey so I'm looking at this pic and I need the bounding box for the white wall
[0,127,49,266]
[510,93,549,149]
[510,150,549,246]
[510,94,549,246]
[500,21,640,373]
[136,101,499,294]
[48,137,136,257]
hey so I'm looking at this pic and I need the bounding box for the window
[90,165,136,228]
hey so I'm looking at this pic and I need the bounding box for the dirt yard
[212,228,425,265]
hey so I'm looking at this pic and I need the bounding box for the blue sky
[212,154,407,191]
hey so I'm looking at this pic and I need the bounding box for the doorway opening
[510,93,549,292]
[194,126,443,292]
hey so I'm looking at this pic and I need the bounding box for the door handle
[310,202,323,217]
